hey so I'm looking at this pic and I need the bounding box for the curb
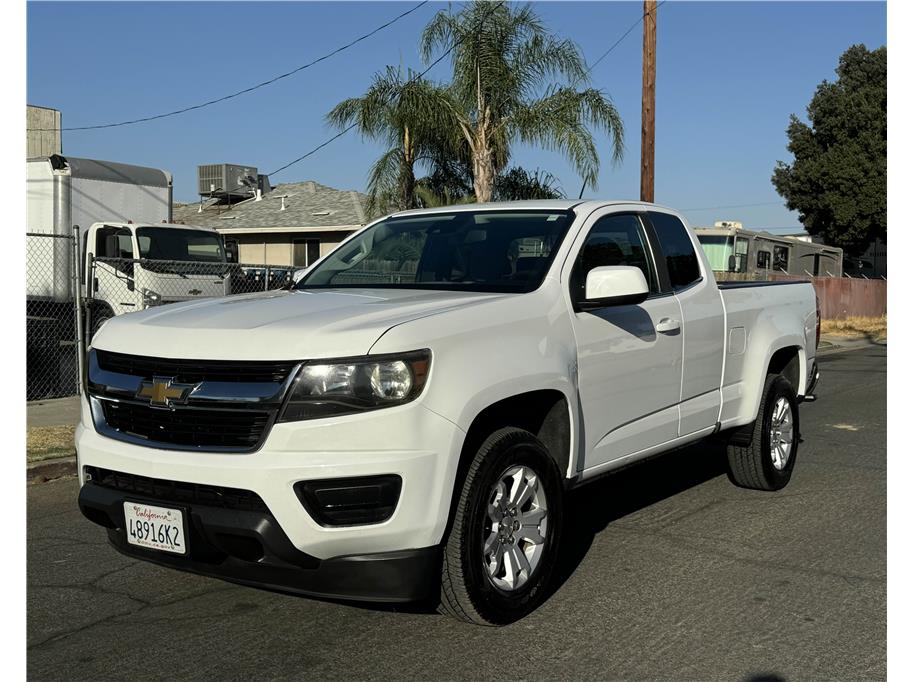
[817,338,886,356]
[27,456,76,484]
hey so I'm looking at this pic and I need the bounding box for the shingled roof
[172,181,368,231]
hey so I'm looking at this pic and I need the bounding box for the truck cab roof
[91,221,221,234]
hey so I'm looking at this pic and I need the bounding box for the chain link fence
[27,241,303,400]
[26,232,80,400]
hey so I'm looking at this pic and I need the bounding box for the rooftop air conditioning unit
[198,164,258,198]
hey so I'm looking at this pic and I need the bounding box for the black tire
[726,374,799,491]
[439,427,563,625]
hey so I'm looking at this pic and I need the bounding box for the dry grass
[27,425,76,463]
[820,315,887,341]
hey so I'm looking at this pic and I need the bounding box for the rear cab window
[647,211,701,291]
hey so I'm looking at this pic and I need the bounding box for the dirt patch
[27,424,76,463]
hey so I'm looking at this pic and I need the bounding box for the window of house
[773,245,789,272]
[757,250,771,269]
[293,239,322,267]
[734,237,749,272]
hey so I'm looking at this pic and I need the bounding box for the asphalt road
[27,345,886,681]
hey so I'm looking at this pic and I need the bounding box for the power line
[586,0,667,80]
[267,0,506,179]
[681,201,785,211]
[26,1,430,132]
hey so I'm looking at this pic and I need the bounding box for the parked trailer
[695,226,843,278]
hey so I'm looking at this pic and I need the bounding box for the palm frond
[366,147,404,218]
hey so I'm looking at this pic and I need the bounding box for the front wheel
[726,374,800,491]
[439,427,563,625]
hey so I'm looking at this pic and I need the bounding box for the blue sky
[26,1,885,230]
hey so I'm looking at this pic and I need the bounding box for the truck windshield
[296,209,574,293]
[136,227,225,263]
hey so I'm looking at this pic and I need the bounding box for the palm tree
[326,67,456,216]
[420,1,624,203]
[494,167,565,201]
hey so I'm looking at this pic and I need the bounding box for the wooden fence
[715,271,886,319]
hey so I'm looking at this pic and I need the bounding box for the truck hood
[92,288,507,360]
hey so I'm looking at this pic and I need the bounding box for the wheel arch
[728,342,805,447]
[459,389,573,480]
[440,389,575,545]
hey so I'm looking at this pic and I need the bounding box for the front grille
[95,350,297,384]
[85,466,269,513]
[101,400,270,450]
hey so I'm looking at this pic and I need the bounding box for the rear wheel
[726,374,799,491]
[439,427,563,625]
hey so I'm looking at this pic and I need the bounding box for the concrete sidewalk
[27,395,81,428]
[818,333,887,355]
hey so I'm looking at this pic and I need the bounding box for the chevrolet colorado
[77,201,820,625]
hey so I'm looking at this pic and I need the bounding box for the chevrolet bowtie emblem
[136,376,198,408]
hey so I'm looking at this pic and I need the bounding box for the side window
[96,227,133,259]
[647,211,701,290]
[733,237,749,273]
[569,213,658,300]
[773,245,789,272]
[757,250,771,269]
[96,226,134,275]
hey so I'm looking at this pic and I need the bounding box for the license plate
[123,501,187,555]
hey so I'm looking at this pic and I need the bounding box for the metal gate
[26,230,83,400]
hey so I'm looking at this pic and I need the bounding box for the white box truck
[26,155,231,398]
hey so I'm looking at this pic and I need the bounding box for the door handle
[656,317,681,334]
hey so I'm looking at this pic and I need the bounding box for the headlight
[141,288,162,307]
[278,350,431,422]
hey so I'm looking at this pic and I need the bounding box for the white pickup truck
[77,201,820,625]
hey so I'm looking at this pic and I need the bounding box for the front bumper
[78,481,439,602]
[76,397,466,601]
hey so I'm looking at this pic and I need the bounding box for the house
[172,180,369,267]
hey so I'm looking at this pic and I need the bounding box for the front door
[93,225,140,315]
[566,210,684,473]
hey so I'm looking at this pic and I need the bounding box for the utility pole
[640,0,657,203]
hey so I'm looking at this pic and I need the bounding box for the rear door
[565,209,684,473]
[647,210,724,437]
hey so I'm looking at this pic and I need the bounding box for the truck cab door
[93,226,139,315]
[565,209,684,473]
[646,210,724,437]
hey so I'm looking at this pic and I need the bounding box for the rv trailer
[695,224,843,279]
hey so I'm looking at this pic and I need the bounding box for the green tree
[771,45,886,255]
[326,67,455,216]
[420,1,624,203]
